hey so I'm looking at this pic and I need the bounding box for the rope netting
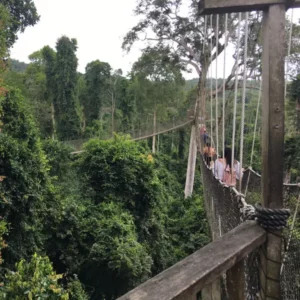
[64,110,194,152]
[199,8,300,300]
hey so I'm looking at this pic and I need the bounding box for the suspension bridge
[68,1,300,299]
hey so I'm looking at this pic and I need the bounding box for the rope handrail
[70,118,194,155]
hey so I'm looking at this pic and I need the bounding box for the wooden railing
[117,221,266,300]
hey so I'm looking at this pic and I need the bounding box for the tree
[41,46,57,138]
[84,60,111,127]
[55,36,80,140]
[23,50,51,137]
[130,47,185,152]
[0,89,53,268]
[79,202,152,300]
[123,0,241,105]
[107,69,123,135]
[1,0,39,49]
[117,77,136,133]
[1,254,69,300]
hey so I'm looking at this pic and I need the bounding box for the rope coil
[255,204,290,230]
[239,201,290,230]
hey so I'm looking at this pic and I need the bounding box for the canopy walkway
[117,1,300,300]
[66,114,194,154]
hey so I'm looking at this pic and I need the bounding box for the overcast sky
[10,1,300,79]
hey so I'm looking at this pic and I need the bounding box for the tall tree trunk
[297,100,300,134]
[152,109,157,153]
[99,109,104,138]
[82,114,86,134]
[111,92,115,136]
[51,102,56,140]
[184,125,197,198]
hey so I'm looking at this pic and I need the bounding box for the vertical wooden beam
[260,4,285,300]
[202,280,221,300]
[185,124,197,198]
[227,261,245,300]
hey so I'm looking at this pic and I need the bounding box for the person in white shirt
[214,147,243,184]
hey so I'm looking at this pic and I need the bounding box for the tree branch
[180,59,201,75]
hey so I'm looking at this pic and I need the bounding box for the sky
[11,0,143,76]
[10,1,300,80]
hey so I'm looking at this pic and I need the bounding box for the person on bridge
[199,125,209,145]
[214,147,242,187]
[203,142,215,168]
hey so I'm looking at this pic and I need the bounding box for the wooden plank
[201,280,221,300]
[226,260,245,300]
[198,0,300,14]
[260,4,286,300]
[117,221,266,300]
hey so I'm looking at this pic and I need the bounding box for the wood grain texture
[198,0,300,14]
[117,221,266,300]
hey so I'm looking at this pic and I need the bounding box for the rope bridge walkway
[64,113,194,154]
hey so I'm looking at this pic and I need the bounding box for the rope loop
[241,204,256,221]
[255,204,290,230]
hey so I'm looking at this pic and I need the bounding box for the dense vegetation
[0,0,299,299]
[0,1,211,299]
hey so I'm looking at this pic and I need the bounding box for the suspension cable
[210,15,213,145]
[239,12,249,192]
[231,13,242,171]
[222,14,228,160]
[244,80,262,197]
[202,15,208,126]
[215,14,219,156]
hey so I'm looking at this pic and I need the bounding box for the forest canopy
[0,0,300,299]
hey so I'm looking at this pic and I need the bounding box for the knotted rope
[239,200,290,230]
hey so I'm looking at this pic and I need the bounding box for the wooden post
[201,280,221,300]
[227,261,245,300]
[184,124,197,198]
[260,4,286,300]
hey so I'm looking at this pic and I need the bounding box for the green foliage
[0,89,52,266]
[7,59,28,73]
[0,4,11,74]
[55,36,80,139]
[0,254,69,300]
[42,139,72,179]
[290,74,300,102]
[0,220,8,265]
[1,0,39,49]
[287,74,300,134]
[67,278,89,300]
[77,135,160,221]
[79,202,152,300]
[284,135,300,182]
[167,194,210,262]
[84,60,112,126]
